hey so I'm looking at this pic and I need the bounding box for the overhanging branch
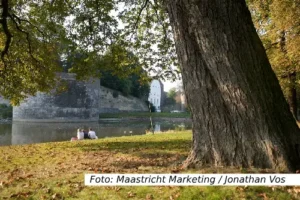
[8,13,40,64]
[11,13,46,38]
[132,0,149,31]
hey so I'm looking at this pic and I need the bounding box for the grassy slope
[0,131,299,200]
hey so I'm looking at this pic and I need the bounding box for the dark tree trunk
[166,0,300,171]
[287,71,298,120]
[279,31,298,120]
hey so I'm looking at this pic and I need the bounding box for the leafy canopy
[248,0,300,95]
[0,0,177,104]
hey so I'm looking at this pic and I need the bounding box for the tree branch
[151,0,168,44]
[132,0,149,31]
[8,13,41,65]
[11,13,45,38]
[1,0,12,63]
[265,42,279,51]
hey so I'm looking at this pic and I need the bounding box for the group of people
[71,128,98,141]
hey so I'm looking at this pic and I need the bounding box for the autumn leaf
[146,194,154,200]
[127,191,136,198]
[257,193,268,200]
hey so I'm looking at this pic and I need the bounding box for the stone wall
[99,86,148,113]
[12,73,148,121]
[13,73,101,122]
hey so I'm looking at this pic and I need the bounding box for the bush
[0,104,8,109]
[145,101,156,112]
[112,91,119,98]
[0,104,12,119]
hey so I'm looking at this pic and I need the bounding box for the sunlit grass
[0,131,299,199]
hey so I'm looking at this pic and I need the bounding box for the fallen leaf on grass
[10,191,32,198]
[127,191,136,198]
[0,181,7,187]
[257,193,268,200]
[56,182,62,187]
[171,168,181,173]
[235,186,245,191]
[146,194,154,200]
[44,187,51,194]
[102,168,111,173]
[52,193,62,199]
[22,183,30,188]
[24,174,33,178]
[287,187,300,194]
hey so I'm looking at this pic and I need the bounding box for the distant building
[148,80,164,112]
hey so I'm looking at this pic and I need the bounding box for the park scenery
[0,0,300,199]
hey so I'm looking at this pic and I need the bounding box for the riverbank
[0,131,298,199]
[0,118,12,124]
[99,112,191,119]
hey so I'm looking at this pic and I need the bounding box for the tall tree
[1,0,300,171]
[165,0,300,171]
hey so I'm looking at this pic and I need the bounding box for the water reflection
[0,124,11,146]
[0,120,191,146]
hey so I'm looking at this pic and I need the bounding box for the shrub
[0,104,12,119]
[112,91,119,98]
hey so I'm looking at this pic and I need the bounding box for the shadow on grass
[68,139,191,169]
[74,139,191,153]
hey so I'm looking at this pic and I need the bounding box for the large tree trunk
[166,0,300,171]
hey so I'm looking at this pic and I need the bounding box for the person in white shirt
[77,128,84,140]
[88,128,98,139]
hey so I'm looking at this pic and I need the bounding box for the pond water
[0,119,192,147]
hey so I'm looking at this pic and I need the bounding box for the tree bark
[279,30,298,120]
[166,0,300,171]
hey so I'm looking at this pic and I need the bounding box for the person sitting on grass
[88,128,98,139]
[83,129,90,139]
[77,128,84,140]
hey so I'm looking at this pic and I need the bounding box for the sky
[162,79,182,92]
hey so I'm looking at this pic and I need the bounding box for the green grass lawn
[0,131,299,199]
[99,112,191,119]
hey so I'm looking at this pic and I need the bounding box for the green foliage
[146,100,156,112]
[162,88,177,106]
[118,0,179,81]
[97,45,150,98]
[0,104,12,119]
[0,0,118,104]
[1,0,179,105]
[101,71,149,98]
[247,0,300,99]
[167,88,177,99]
[112,90,119,98]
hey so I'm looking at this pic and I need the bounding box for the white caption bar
[85,174,300,186]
